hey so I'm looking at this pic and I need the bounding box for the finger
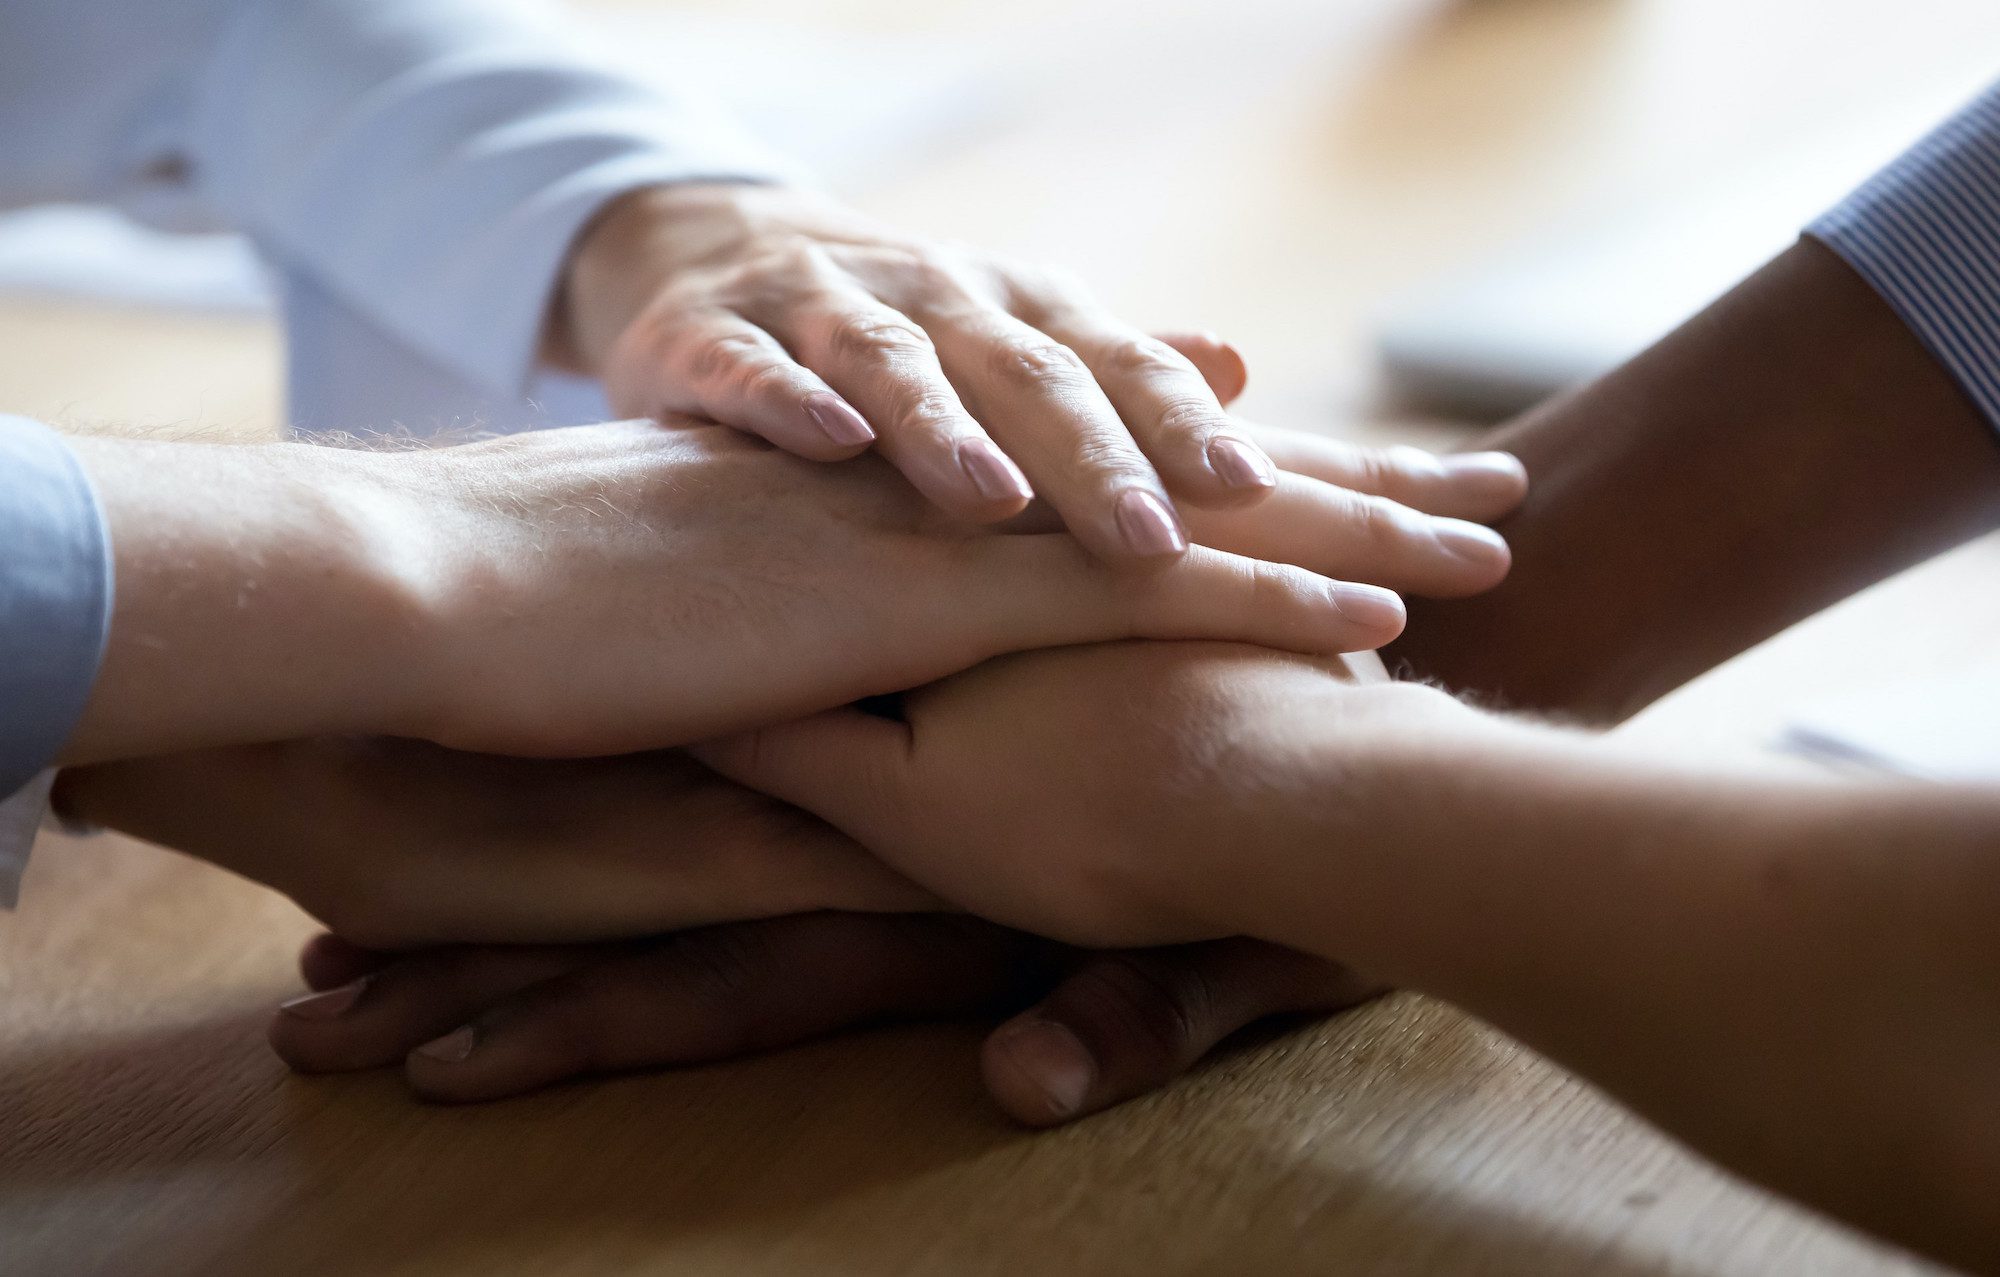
[298,933,395,991]
[981,940,1385,1127]
[1154,332,1249,407]
[1044,317,1277,507]
[757,287,1036,522]
[620,308,877,461]
[1237,423,1528,523]
[925,309,1192,562]
[272,942,605,1074]
[692,710,912,847]
[967,535,1409,657]
[400,915,1062,1103]
[1181,471,1513,598]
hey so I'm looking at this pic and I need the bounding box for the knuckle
[1104,337,1195,382]
[1063,957,1215,1072]
[734,355,804,404]
[985,338,1089,394]
[828,314,935,365]
[681,329,773,386]
[654,926,772,1010]
[891,389,968,435]
[1149,395,1225,446]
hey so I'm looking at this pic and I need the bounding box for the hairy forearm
[60,437,433,763]
[1219,697,2000,1269]
[1391,238,2000,723]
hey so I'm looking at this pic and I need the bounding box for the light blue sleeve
[0,417,114,906]
[1809,80,2000,434]
[0,0,801,425]
[183,0,802,408]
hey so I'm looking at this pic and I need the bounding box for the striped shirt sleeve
[1809,81,2000,433]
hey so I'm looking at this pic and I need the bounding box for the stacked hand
[58,181,1528,1128]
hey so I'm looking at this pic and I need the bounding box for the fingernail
[1114,489,1188,557]
[996,1019,1096,1119]
[803,393,876,447]
[279,978,367,1021]
[1331,583,1406,631]
[958,437,1034,503]
[1206,437,1277,490]
[1438,451,1527,487]
[1431,517,1509,566]
[415,1024,478,1064]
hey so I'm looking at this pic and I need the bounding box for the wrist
[549,181,864,376]
[62,439,437,762]
[551,182,762,375]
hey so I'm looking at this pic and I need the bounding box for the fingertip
[1201,436,1279,501]
[1428,517,1513,594]
[1329,582,1407,648]
[954,437,1036,517]
[1111,488,1190,561]
[1436,450,1529,517]
[1155,331,1249,405]
[802,392,877,451]
[981,1016,1100,1128]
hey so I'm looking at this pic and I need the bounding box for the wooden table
[6,1,1999,1272]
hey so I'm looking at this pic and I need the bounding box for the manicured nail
[414,1025,478,1064]
[802,393,875,447]
[1431,517,1509,566]
[279,979,367,1020]
[1114,489,1188,557]
[1438,451,1527,487]
[958,437,1034,503]
[995,1019,1096,1119]
[1331,583,1406,631]
[1206,437,1277,490]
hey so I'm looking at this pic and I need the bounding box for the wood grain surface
[5,1,1999,1272]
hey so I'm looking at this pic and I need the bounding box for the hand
[695,641,1463,949]
[553,183,1526,563]
[267,915,1383,1125]
[71,416,1492,763]
[54,741,929,950]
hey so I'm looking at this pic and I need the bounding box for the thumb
[691,709,914,839]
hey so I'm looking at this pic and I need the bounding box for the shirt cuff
[0,772,55,909]
[0,417,114,798]
[1808,79,2000,435]
[188,0,803,402]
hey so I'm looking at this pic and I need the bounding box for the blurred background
[5,0,2000,762]
[6,0,2000,438]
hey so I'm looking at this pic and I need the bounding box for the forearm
[60,437,432,763]
[1222,697,2000,1268]
[1391,238,2000,723]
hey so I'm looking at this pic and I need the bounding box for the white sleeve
[0,772,56,909]
[184,0,801,401]
[0,0,800,404]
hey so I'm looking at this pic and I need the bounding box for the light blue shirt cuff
[0,771,57,908]
[1809,80,2000,435]
[0,416,113,798]
[187,0,802,404]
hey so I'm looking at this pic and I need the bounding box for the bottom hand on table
[270,915,1382,1126]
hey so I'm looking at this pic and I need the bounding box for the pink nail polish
[279,979,367,1020]
[1207,437,1277,490]
[959,438,1034,503]
[1114,490,1188,557]
[415,1025,478,1064]
[995,1019,1096,1119]
[803,393,875,447]
[1331,583,1405,631]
